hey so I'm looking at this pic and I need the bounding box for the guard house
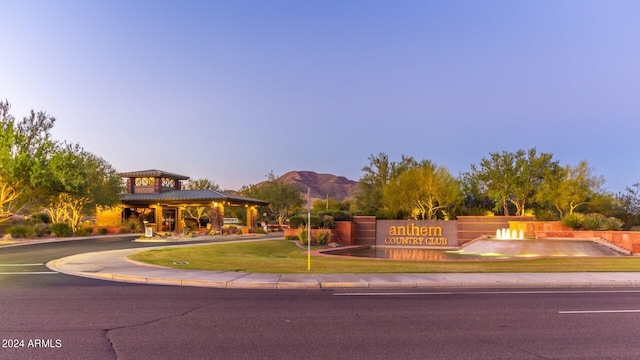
[119,169,269,233]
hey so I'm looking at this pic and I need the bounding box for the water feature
[495,228,524,240]
[324,238,626,261]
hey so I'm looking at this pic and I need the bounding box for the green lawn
[128,239,640,274]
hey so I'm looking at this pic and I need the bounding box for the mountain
[276,171,360,202]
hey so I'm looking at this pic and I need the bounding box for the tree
[181,177,221,229]
[183,178,221,191]
[0,100,57,221]
[355,153,417,216]
[384,160,462,220]
[465,148,559,216]
[241,171,303,226]
[535,160,604,218]
[43,143,123,232]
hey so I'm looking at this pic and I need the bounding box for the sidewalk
[45,242,640,290]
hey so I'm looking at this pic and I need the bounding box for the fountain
[495,228,524,240]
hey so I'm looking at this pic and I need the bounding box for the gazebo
[118,169,269,233]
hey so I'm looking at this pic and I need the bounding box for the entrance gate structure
[118,169,269,233]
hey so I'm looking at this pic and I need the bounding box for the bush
[309,215,322,229]
[332,211,352,221]
[8,225,36,238]
[255,227,267,234]
[75,227,92,236]
[50,223,73,237]
[97,227,109,235]
[33,223,49,237]
[118,227,131,234]
[582,213,607,231]
[313,229,332,245]
[31,213,52,224]
[288,215,306,228]
[561,213,583,229]
[297,226,308,245]
[605,217,624,231]
[321,215,335,229]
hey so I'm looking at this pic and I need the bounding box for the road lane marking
[559,310,640,314]
[334,290,640,296]
[0,263,45,266]
[0,272,58,275]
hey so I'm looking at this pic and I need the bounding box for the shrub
[582,213,607,231]
[288,215,306,229]
[332,211,352,221]
[313,229,332,245]
[321,215,335,229]
[255,227,267,234]
[8,225,36,238]
[126,219,142,232]
[309,215,322,229]
[33,223,49,237]
[605,217,624,231]
[31,213,52,224]
[50,223,73,237]
[118,227,130,234]
[97,227,109,235]
[75,227,92,236]
[561,213,583,229]
[297,226,308,245]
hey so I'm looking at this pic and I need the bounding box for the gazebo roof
[121,189,269,206]
[118,169,190,180]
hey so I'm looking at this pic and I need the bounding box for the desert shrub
[332,211,352,221]
[309,215,322,229]
[284,235,299,240]
[534,209,559,221]
[288,215,306,228]
[605,217,624,231]
[561,213,583,229]
[313,229,332,245]
[97,227,109,235]
[321,215,335,229]
[30,213,52,224]
[8,225,36,238]
[50,223,73,237]
[255,227,267,234]
[75,227,92,236]
[582,213,607,230]
[126,218,142,232]
[118,227,130,234]
[33,223,49,237]
[297,226,308,245]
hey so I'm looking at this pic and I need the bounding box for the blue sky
[2,0,639,192]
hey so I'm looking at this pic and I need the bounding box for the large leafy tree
[535,160,604,218]
[240,171,303,226]
[384,160,462,220]
[44,143,122,231]
[355,153,417,216]
[465,148,560,216]
[0,100,57,221]
[183,178,221,191]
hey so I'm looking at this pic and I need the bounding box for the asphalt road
[2,237,640,359]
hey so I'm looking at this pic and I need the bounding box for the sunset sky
[2,0,639,192]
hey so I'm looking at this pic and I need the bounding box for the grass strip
[128,240,640,274]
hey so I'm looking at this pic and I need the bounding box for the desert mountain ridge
[258,170,360,202]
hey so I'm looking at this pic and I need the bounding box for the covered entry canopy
[119,169,268,233]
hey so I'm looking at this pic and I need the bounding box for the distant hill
[274,171,360,202]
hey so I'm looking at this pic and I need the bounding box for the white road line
[334,290,640,296]
[0,263,45,266]
[0,271,58,275]
[559,310,640,314]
